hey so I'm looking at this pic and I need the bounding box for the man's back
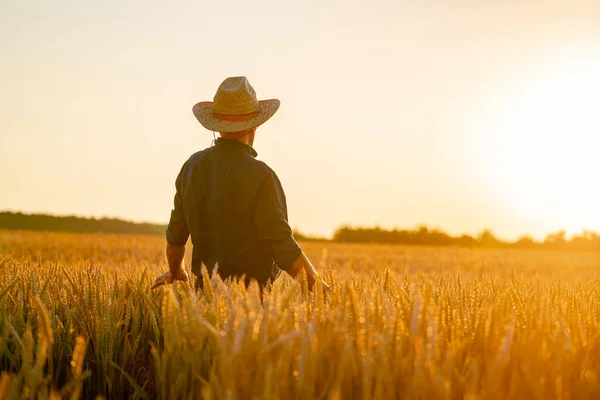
[166,138,302,286]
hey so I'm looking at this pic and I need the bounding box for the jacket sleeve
[253,171,302,271]
[166,163,190,246]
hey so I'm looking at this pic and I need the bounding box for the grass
[1,230,600,399]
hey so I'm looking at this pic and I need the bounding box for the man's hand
[151,268,189,290]
[151,242,189,289]
[287,252,331,295]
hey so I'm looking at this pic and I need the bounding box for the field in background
[1,230,600,399]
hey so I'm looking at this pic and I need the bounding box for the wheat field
[1,230,600,399]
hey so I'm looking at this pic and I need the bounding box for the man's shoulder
[177,147,214,174]
[243,157,278,182]
[178,146,278,184]
[186,147,213,165]
[174,148,214,186]
[246,156,273,172]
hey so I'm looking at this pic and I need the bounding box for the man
[151,76,328,293]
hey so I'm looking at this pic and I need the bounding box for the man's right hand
[287,252,331,295]
[322,280,332,298]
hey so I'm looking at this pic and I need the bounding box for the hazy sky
[1,0,600,240]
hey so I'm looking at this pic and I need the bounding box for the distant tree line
[0,212,165,236]
[333,225,600,252]
[0,212,327,241]
[2,212,600,252]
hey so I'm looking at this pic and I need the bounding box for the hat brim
[192,99,280,133]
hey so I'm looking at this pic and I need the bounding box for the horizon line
[1,209,594,242]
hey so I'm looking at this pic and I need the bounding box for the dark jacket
[166,138,302,286]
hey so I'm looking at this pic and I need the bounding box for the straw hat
[192,76,280,133]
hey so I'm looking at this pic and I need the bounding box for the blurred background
[1,0,599,240]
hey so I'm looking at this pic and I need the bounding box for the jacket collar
[215,138,258,158]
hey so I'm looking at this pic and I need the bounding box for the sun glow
[478,52,600,237]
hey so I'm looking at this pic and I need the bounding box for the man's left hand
[151,269,189,289]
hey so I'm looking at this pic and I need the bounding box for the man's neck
[234,136,252,146]
[220,130,255,147]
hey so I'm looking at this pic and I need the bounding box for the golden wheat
[1,230,600,399]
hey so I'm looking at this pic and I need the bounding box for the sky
[1,0,600,240]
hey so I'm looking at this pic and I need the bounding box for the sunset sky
[1,0,599,240]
